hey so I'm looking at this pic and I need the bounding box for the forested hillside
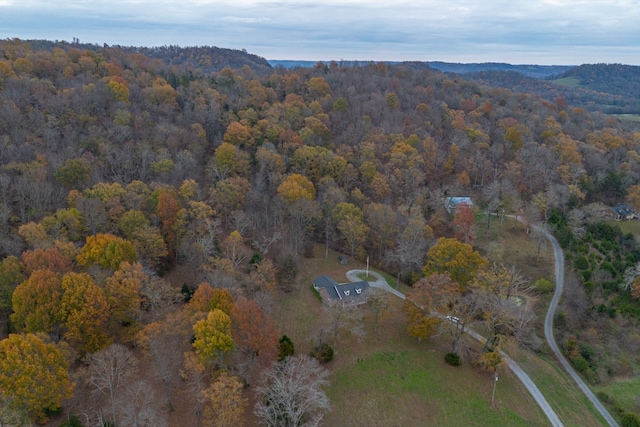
[1,38,640,425]
[467,64,640,115]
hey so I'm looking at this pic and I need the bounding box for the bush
[310,343,333,363]
[532,278,554,294]
[278,335,295,361]
[575,255,589,270]
[621,412,640,427]
[572,355,590,373]
[444,352,461,366]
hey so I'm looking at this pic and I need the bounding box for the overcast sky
[1,0,639,65]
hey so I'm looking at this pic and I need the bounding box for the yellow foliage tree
[60,272,110,354]
[200,371,249,427]
[0,333,74,423]
[76,233,138,270]
[277,173,316,204]
[193,309,234,367]
[104,261,145,330]
[423,237,488,288]
[10,270,63,334]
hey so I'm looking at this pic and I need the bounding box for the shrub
[180,283,194,302]
[572,355,590,373]
[278,335,295,361]
[574,255,589,270]
[444,352,461,366]
[532,278,554,294]
[621,413,640,427]
[60,415,83,427]
[310,343,333,363]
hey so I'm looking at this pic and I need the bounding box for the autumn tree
[193,308,234,367]
[21,247,73,275]
[254,355,330,427]
[59,272,111,354]
[402,275,441,342]
[470,263,534,352]
[187,284,235,315]
[200,371,249,427]
[76,233,137,271]
[423,237,488,288]
[0,333,74,423]
[10,269,63,335]
[220,230,251,270]
[104,261,144,332]
[451,202,476,244]
[223,121,255,148]
[0,256,23,320]
[277,173,316,204]
[231,297,278,384]
[156,191,180,258]
[83,343,138,426]
[625,184,640,213]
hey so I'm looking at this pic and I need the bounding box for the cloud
[0,0,639,64]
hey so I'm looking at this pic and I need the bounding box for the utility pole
[491,371,498,408]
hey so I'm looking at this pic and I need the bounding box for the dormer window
[344,290,350,296]
[356,288,362,294]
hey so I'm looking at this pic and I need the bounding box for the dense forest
[1,38,640,425]
[467,64,640,114]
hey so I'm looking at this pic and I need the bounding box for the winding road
[539,226,620,427]
[346,268,565,425]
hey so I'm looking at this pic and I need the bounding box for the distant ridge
[268,60,572,78]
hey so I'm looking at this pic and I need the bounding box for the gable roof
[445,197,473,213]
[610,205,635,217]
[312,275,370,303]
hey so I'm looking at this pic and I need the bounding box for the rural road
[345,268,564,426]
[538,226,620,427]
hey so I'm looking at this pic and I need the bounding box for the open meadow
[271,221,607,426]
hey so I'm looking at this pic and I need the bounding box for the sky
[1,0,639,65]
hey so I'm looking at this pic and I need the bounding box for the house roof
[445,197,473,212]
[611,205,634,216]
[313,275,370,303]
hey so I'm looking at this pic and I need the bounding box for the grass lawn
[606,219,640,237]
[271,241,606,426]
[595,377,640,416]
[514,351,608,426]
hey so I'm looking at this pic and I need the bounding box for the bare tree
[323,300,364,352]
[116,380,168,427]
[254,355,331,427]
[366,288,391,333]
[83,343,138,426]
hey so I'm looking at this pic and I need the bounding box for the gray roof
[445,197,473,212]
[313,275,370,303]
[611,205,634,216]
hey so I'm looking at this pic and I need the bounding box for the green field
[552,77,581,88]
[606,219,640,237]
[609,114,640,122]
